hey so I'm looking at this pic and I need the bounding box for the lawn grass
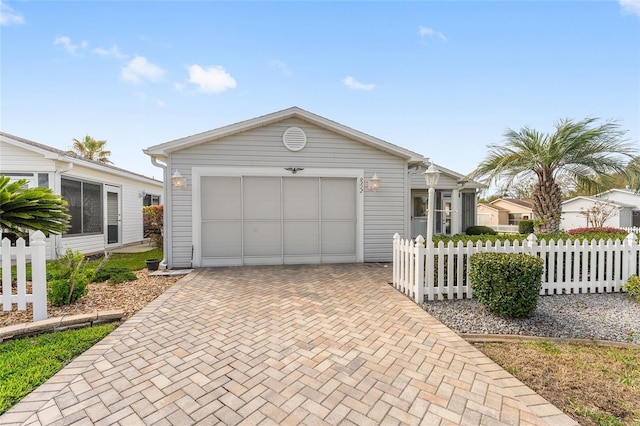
[0,323,117,415]
[88,248,163,271]
[479,341,640,426]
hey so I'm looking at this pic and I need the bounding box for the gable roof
[1,132,162,186]
[562,196,635,209]
[143,106,425,163]
[477,203,508,212]
[490,198,534,210]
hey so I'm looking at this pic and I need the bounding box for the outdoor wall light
[171,169,186,189]
[368,173,381,191]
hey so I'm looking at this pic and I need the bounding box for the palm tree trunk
[532,176,563,233]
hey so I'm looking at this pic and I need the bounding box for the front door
[106,186,121,246]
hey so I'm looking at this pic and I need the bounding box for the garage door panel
[243,221,281,256]
[284,178,319,220]
[322,221,356,255]
[202,221,241,257]
[201,177,241,220]
[244,177,281,220]
[322,178,356,219]
[284,221,319,255]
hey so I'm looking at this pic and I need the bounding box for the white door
[200,176,357,266]
[105,186,121,246]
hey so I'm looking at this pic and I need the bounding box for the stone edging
[461,333,640,349]
[0,310,124,343]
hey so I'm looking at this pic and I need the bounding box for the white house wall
[560,198,622,230]
[168,117,407,267]
[1,139,162,258]
[0,141,53,171]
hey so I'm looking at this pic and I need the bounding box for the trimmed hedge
[465,226,497,236]
[469,252,543,318]
[518,220,535,235]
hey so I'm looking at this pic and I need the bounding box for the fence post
[393,233,400,289]
[1,238,12,312]
[623,233,638,287]
[525,233,538,256]
[30,231,47,322]
[414,235,425,304]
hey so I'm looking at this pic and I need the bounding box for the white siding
[560,198,624,230]
[168,118,407,267]
[0,141,54,172]
[1,139,162,258]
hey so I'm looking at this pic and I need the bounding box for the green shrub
[626,275,640,302]
[93,267,137,284]
[469,252,544,318]
[47,249,107,306]
[518,220,535,235]
[465,226,497,236]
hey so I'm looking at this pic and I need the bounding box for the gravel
[421,293,640,345]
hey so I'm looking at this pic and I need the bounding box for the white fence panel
[0,231,48,321]
[393,232,640,303]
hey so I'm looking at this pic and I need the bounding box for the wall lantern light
[172,169,186,189]
[368,173,381,191]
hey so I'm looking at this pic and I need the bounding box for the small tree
[579,201,616,228]
[142,205,163,249]
[0,176,70,237]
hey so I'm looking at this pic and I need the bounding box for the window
[143,194,161,206]
[37,173,49,188]
[61,178,103,236]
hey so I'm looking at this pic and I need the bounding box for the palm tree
[69,135,113,164]
[469,118,636,233]
[0,176,70,237]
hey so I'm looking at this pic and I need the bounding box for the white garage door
[200,176,357,266]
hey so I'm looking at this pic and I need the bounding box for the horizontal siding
[59,235,105,255]
[169,117,407,265]
[121,186,143,245]
[409,168,459,190]
[0,141,54,172]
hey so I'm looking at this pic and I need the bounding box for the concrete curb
[461,333,640,349]
[0,310,124,343]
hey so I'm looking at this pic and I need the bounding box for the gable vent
[282,127,307,152]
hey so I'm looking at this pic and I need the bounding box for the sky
[1,0,639,185]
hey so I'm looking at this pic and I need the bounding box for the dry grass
[478,341,640,426]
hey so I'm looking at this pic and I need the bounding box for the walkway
[1,264,576,425]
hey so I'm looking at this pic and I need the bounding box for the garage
[199,175,358,266]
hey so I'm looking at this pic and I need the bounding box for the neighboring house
[0,132,163,259]
[477,198,534,229]
[144,107,482,268]
[561,189,640,230]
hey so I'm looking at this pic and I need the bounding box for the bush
[567,227,627,236]
[143,205,163,249]
[47,249,107,306]
[626,275,640,302]
[93,267,137,284]
[465,226,497,236]
[469,252,544,318]
[518,220,535,235]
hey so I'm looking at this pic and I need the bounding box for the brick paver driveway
[2,264,576,425]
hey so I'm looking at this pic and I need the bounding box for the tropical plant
[469,118,636,233]
[142,205,163,249]
[0,176,70,237]
[68,135,112,163]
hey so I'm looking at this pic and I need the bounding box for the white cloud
[94,45,127,59]
[620,0,640,16]
[121,56,165,84]
[418,26,447,41]
[188,65,236,93]
[343,76,376,91]
[53,36,87,55]
[269,59,292,76]
[0,2,24,26]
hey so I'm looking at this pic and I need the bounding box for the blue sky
[1,1,639,184]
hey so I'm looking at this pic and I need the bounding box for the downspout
[53,161,73,260]
[150,156,169,269]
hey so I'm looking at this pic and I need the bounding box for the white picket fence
[393,232,640,303]
[1,231,48,321]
